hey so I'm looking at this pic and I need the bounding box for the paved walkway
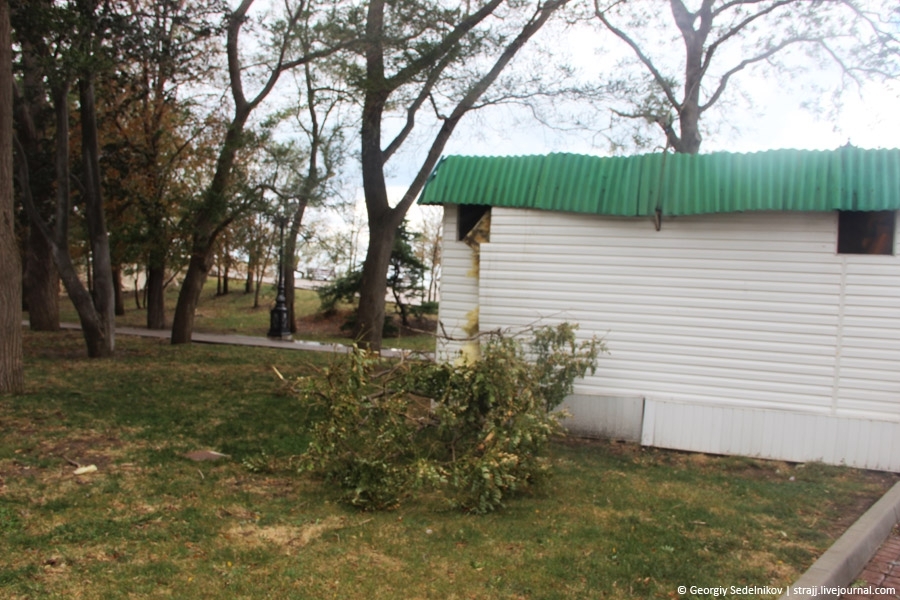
[55,322,434,360]
[842,525,900,599]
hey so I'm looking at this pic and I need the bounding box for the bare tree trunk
[17,76,113,358]
[392,284,409,327]
[222,246,230,295]
[354,44,397,350]
[78,74,115,355]
[355,206,399,347]
[145,264,166,329]
[170,114,247,344]
[170,0,297,345]
[354,0,567,350]
[112,265,125,316]
[253,246,270,309]
[171,252,210,344]
[253,268,263,309]
[283,202,307,333]
[85,252,93,295]
[24,227,59,330]
[427,257,439,304]
[283,257,295,332]
[666,0,710,154]
[0,0,24,394]
[12,0,58,333]
[144,242,166,328]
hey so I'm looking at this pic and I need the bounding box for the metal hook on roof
[653,140,671,230]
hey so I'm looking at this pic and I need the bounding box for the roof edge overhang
[418,148,900,217]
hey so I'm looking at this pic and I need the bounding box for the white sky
[441,15,900,155]
[372,11,900,202]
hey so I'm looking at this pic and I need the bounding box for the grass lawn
[1,330,896,599]
[55,278,437,353]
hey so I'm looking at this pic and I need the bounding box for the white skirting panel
[559,395,644,442]
[641,399,900,471]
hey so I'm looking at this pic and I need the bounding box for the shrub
[529,322,602,411]
[317,270,362,313]
[411,301,439,318]
[297,324,603,513]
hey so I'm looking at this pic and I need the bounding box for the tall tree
[353,0,571,350]
[591,0,900,154]
[170,0,354,344]
[101,0,223,329]
[265,58,351,332]
[1,0,24,393]
[76,0,116,355]
[12,0,59,331]
[12,0,118,357]
[231,209,273,307]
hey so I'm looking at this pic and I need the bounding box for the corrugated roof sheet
[418,148,900,216]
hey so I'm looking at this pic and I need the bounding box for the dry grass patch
[224,515,352,553]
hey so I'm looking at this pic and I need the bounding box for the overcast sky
[441,81,900,157]
[434,15,900,160]
[390,2,898,180]
[298,3,900,231]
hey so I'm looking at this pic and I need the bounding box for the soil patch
[295,309,351,337]
[295,309,435,338]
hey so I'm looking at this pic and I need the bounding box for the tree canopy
[589,0,900,153]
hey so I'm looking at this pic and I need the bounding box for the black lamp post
[268,215,292,340]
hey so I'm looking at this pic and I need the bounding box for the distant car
[309,268,336,281]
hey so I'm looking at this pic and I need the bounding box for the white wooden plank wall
[469,208,900,470]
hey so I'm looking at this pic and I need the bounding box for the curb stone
[780,480,900,599]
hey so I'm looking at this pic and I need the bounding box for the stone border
[780,480,900,599]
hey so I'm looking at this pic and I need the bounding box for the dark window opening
[838,211,895,255]
[458,204,491,242]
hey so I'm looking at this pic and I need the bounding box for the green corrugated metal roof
[418,148,900,216]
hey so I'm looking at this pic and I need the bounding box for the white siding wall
[436,205,480,360]
[452,207,900,470]
[837,258,900,421]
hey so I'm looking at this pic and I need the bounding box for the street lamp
[268,214,292,340]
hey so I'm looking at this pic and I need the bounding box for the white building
[420,148,900,472]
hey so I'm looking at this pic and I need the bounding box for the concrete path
[52,322,434,360]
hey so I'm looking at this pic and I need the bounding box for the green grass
[1,330,896,599]
[54,277,437,352]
